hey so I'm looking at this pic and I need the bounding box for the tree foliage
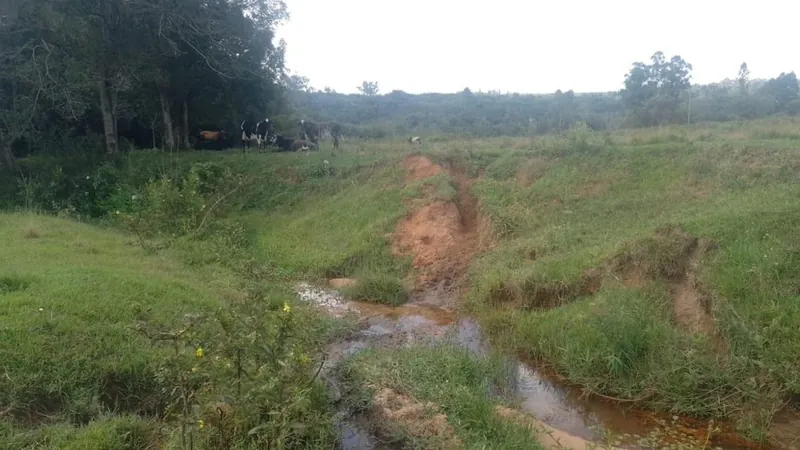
[621,52,693,126]
[737,62,750,94]
[357,81,379,96]
[0,0,288,169]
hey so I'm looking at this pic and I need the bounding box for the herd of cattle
[193,118,341,152]
[194,118,422,152]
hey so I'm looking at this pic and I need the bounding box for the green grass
[0,415,155,450]
[3,117,800,447]
[0,213,239,422]
[341,274,410,306]
[0,212,342,448]
[459,121,800,439]
[337,344,542,449]
[231,149,414,283]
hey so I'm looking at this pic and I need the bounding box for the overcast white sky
[275,0,798,95]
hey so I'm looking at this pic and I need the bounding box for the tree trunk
[1,141,17,173]
[98,79,119,154]
[159,91,175,151]
[181,99,190,149]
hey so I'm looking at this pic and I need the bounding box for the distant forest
[287,55,800,138]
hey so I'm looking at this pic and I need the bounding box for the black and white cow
[299,119,322,144]
[408,136,422,146]
[240,120,259,152]
[254,118,273,151]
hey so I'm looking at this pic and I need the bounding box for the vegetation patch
[341,275,410,307]
[466,132,800,441]
[336,344,542,449]
[0,275,31,295]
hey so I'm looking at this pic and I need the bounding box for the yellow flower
[282,303,291,313]
[195,346,204,359]
[197,419,205,429]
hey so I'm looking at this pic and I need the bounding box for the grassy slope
[0,213,240,447]
[204,121,798,441]
[2,117,798,446]
[461,119,800,439]
[231,147,415,283]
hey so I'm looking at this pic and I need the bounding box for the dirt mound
[373,388,462,449]
[403,155,444,181]
[612,228,718,335]
[393,156,489,295]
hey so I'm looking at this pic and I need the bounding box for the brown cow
[200,130,222,141]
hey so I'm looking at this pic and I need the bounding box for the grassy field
[0,213,343,449]
[1,117,799,448]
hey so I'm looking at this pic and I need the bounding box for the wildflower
[38,308,43,312]
[195,346,204,359]
[197,419,204,429]
[282,303,291,313]
[299,353,311,364]
[131,195,138,200]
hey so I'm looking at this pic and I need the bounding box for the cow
[254,118,273,151]
[409,136,422,146]
[271,133,296,152]
[199,130,222,141]
[240,120,259,152]
[291,139,319,152]
[194,129,229,151]
[299,119,322,144]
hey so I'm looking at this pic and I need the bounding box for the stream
[296,282,784,450]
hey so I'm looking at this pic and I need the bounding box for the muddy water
[296,283,780,450]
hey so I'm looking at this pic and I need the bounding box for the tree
[621,51,693,125]
[761,72,799,111]
[285,74,311,92]
[357,81,379,96]
[737,62,750,94]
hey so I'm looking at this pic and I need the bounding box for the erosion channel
[296,156,787,450]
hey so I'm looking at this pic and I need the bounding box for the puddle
[297,283,786,450]
[338,414,399,450]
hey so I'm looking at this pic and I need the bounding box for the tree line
[0,0,288,171]
[289,52,800,138]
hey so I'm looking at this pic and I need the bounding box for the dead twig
[193,184,240,235]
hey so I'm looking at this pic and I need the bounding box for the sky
[274,0,799,95]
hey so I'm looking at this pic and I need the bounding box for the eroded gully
[296,282,788,450]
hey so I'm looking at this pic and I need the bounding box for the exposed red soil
[393,156,491,295]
